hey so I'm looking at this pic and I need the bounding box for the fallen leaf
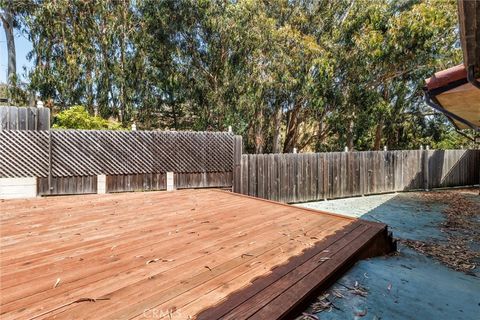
[146,258,160,265]
[332,289,344,298]
[301,312,319,320]
[355,309,368,317]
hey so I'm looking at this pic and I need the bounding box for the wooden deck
[0,190,394,320]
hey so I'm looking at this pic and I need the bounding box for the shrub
[52,106,123,130]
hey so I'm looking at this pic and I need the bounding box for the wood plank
[232,136,242,193]
[310,153,317,201]
[248,155,256,197]
[272,154,279,202]
[38,176,98,195]
[8,107,18,130]
[232,225,376,320]
[0,191,346,316]
[279,154,287,203]
[197,220,393,320]
[257,154,265,199]
[17,107,27,130]
[142,220,349,320]
[28,107,38,130]
[196,222,365,320]
[0,107,9,130]
[80,216,344,320]
[1,189,394,320]
[249,224,386,319]
[9,208,323,319]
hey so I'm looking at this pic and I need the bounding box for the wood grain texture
[0,106,50,131]
[0,189,393,320]
[235,150,480,203]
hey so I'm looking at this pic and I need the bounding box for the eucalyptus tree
[0,0,15,84]
[328,0,461,150]
[0,0,34,105]
[12,0,468,150]
[23,0,138,122]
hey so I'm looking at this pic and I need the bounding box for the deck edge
[196,220,396,320]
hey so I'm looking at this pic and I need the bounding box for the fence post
[423,146,430,191]
[167,172,175,191]
[97,174,107,194]
[232,135,242,193]
[48,130,53,194]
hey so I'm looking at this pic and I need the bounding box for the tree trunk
[119,0,128,123]
[1,7,16,85]
[99,17,112,118]
[375,89,389,150]
[272,106,283,153]
[172,103,178,130]
[254,108,264,154]
[86,65,95,114]
[315,118,327,151]
[373,119,384,150]
[283,103,301,153]
[346,114,355,151]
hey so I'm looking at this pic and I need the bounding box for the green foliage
[9,0,469,151]
[422,117,474,149]
[0,75,30,106]
[52,106,123,130]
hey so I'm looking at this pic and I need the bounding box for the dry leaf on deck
[53,278,61,288]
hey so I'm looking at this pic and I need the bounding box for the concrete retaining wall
[0,177,37,199]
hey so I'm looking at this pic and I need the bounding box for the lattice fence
[0,130,50,177]
[0,130,236,178]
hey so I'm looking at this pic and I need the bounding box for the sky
[0,25,33,84]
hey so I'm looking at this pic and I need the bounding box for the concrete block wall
[0,177,37,199]
[97,174,106,194]
[167,172,175,191]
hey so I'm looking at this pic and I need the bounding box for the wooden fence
[1,114,477,200]
[234,150,480,203]
[0,106,50,131]
[0,130,241,195]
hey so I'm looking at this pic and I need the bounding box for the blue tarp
[297,191,480,320]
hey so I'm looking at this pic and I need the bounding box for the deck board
[0,190,394,320]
